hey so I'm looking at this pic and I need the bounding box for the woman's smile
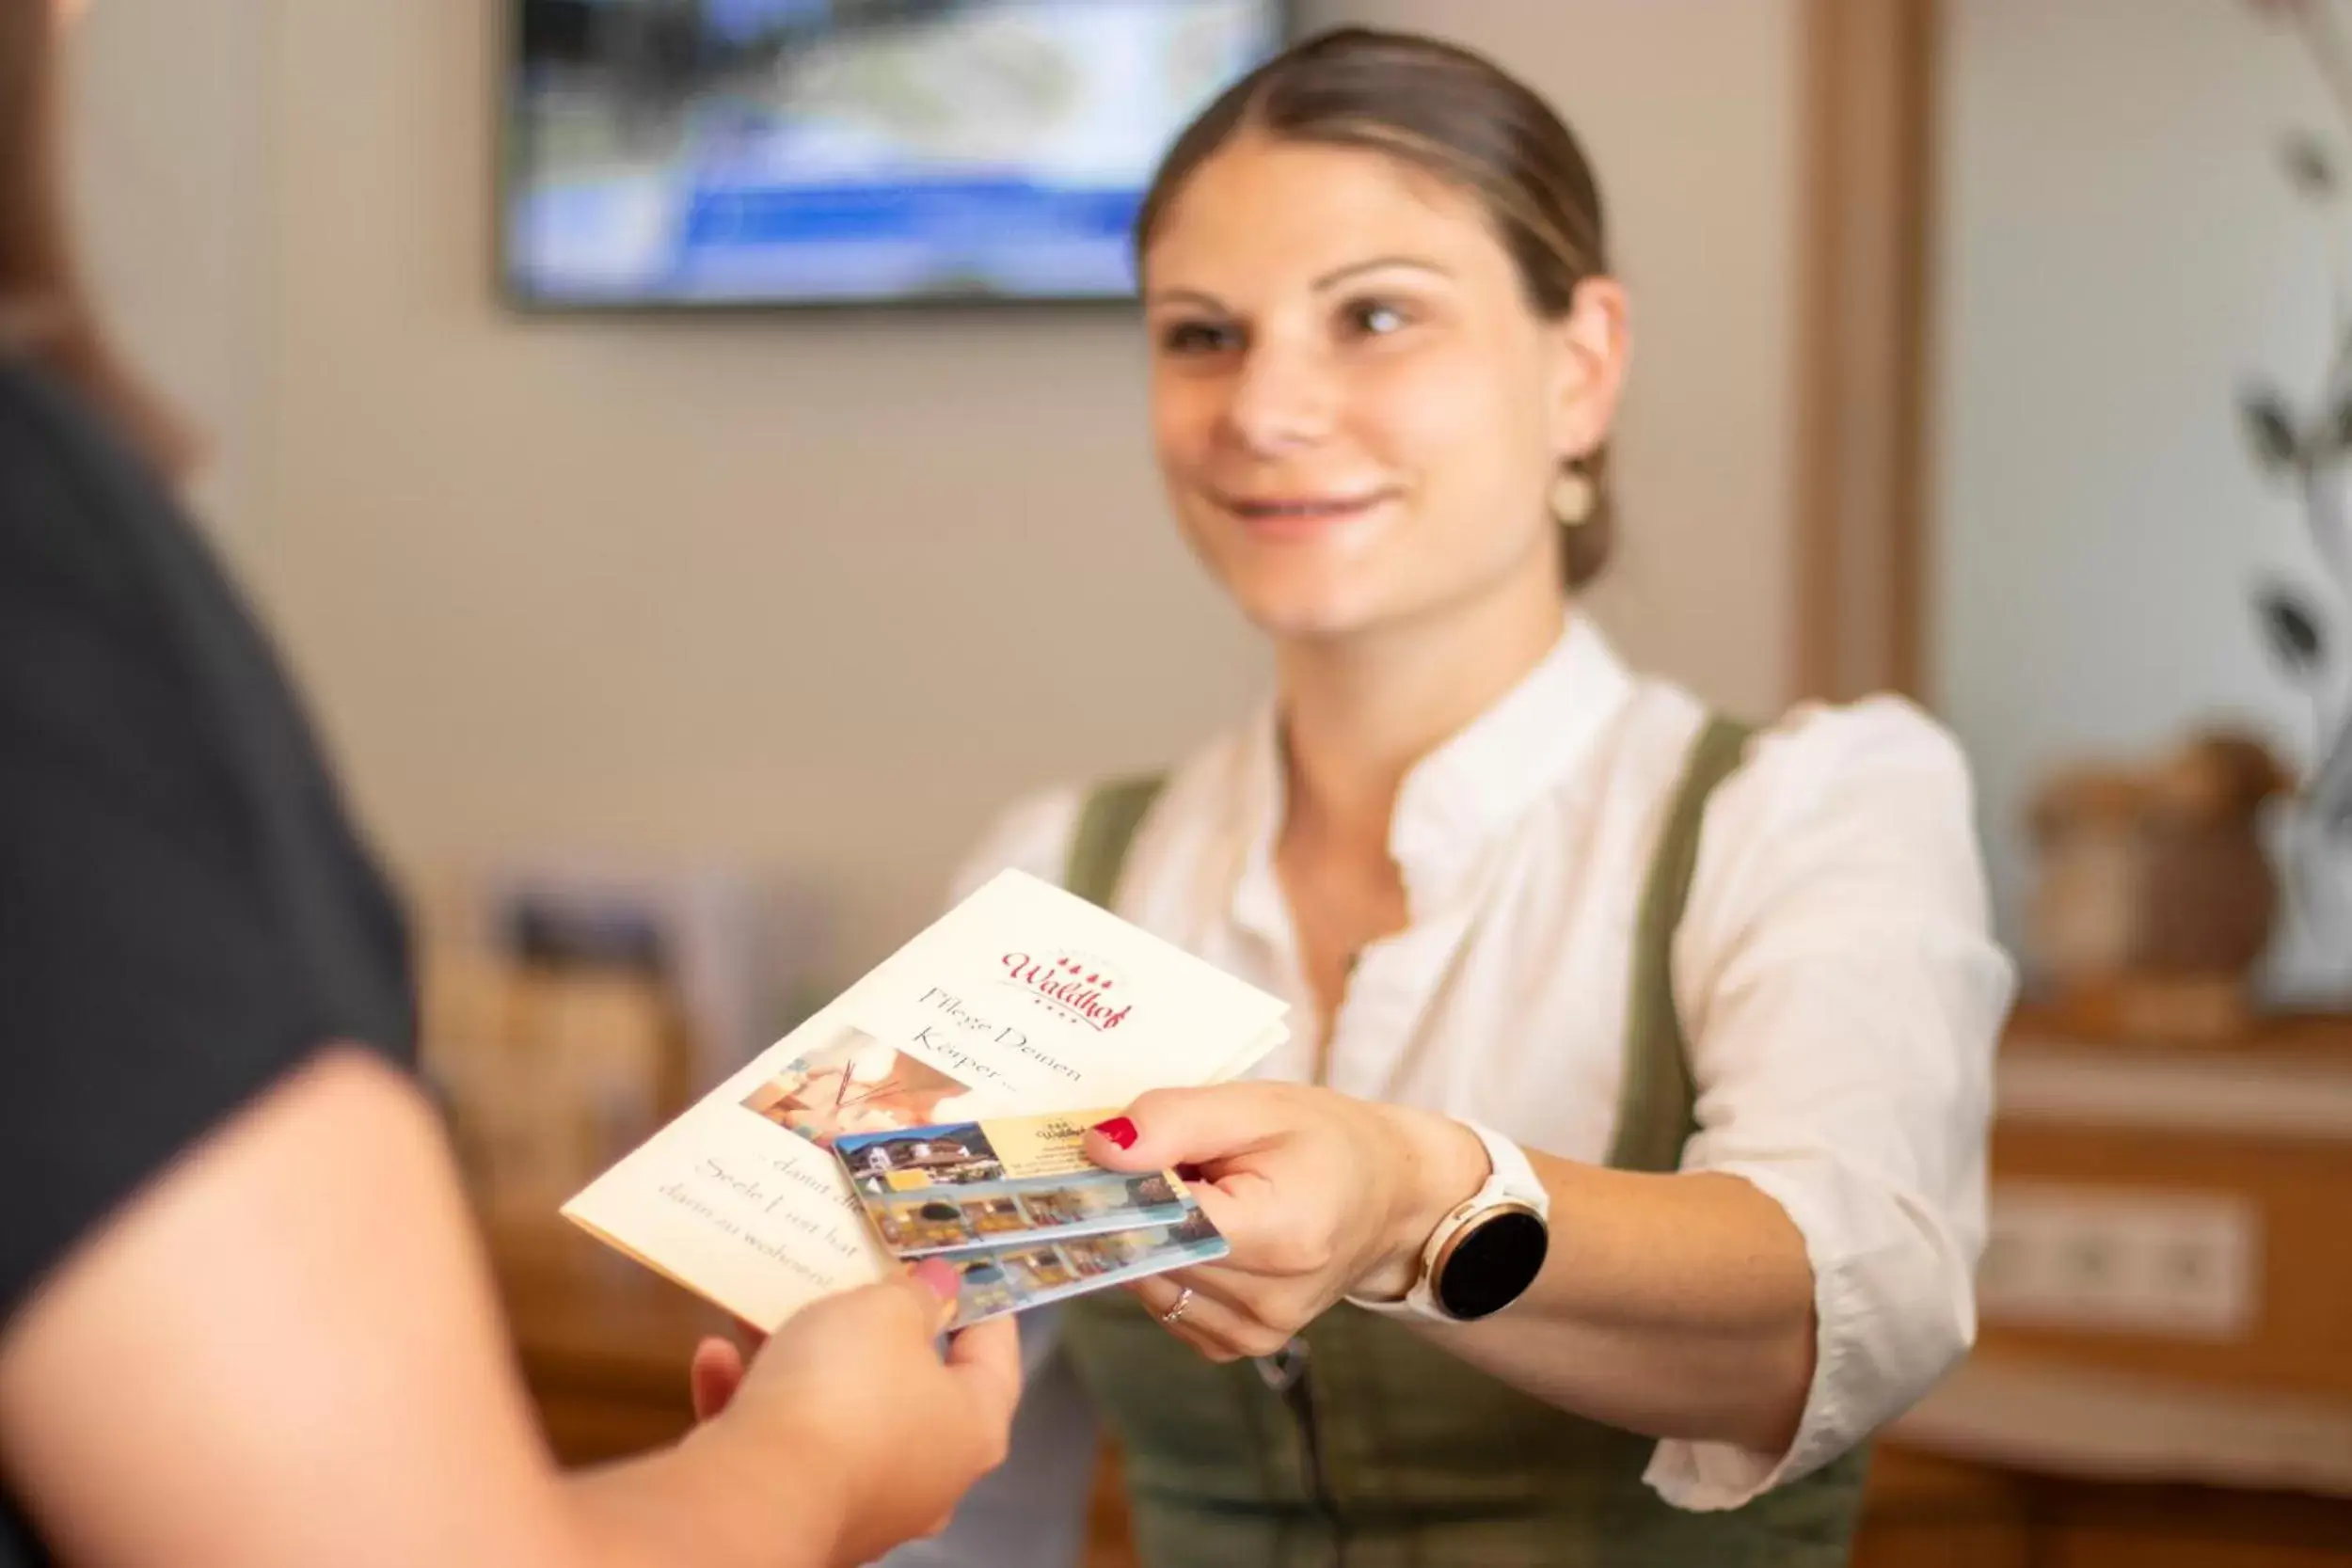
[1210,484,1405,540]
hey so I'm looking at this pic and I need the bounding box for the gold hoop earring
[1549,466,1596,529]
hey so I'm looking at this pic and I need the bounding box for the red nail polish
[1092,1116,1138,1150]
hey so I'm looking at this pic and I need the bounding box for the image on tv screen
[504,0,1287,307]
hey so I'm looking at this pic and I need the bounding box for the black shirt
[0,354,416,1565]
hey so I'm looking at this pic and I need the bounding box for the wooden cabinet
[1851,1444,2352,1568]
[488,1219,719,1466]
[1973,1006,2352,1409]
[1851,1004,2352,1566]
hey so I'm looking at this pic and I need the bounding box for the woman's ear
[1546,277,1630,460]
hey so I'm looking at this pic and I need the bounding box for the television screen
[503,0,1287,308]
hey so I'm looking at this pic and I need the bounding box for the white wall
[64,0,273,546]
[72,0,1804,981]
[1932,0,2348,994]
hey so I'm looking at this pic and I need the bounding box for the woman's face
[1142,135,1625,645]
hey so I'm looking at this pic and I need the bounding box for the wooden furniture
[1969,1001,2352,1427]
[1851,1001,2352,1565]
[1853,1443,2352,1568]
[487,1217,723,1465]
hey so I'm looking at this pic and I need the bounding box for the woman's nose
[1223,340,1338,455]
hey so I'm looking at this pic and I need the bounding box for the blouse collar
[1227,615,1637,939]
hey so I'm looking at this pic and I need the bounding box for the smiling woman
[913,24,2012,1568]
[1136,37,1625,650]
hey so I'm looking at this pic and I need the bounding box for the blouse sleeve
[1645,697,2016,1510]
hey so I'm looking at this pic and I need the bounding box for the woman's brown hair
[0,0,188,472]
[1136,26,1617,589]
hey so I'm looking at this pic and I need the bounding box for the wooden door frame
[1793,0,1939,704]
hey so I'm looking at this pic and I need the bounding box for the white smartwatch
[1345,1121,1551,1323]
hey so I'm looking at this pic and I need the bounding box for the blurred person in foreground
[0,3,1020,1564]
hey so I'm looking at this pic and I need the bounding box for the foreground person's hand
[686,1259,1022,1566]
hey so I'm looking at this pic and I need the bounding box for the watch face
[1434,1206,1549,1321]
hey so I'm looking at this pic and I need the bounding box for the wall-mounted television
[502,1,1289,309]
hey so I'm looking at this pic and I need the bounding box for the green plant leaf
[2241,386,2304,472]
[2254,579,2328,676]
[2283,132,2338,198]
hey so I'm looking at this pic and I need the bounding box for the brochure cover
[561,869,1284,1329]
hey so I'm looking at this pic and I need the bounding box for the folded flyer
[562,869,1286,1330]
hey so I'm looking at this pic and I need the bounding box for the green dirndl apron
[1053,716,1870,1568]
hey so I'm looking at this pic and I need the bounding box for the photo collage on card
[737,1023,988,1151]
[830,1110,1226,1328]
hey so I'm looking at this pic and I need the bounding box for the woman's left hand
[1081,1084,1490,1361]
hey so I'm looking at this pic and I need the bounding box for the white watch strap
[1343,1121,1549,1322]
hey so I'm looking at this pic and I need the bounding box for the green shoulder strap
[1063,773,1168,911]
[1607,713,1756,1174]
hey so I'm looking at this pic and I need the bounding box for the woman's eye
[1343,298,1411,338]
[1162,319,1239,356]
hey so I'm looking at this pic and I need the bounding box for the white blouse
[888,617,2014,1565]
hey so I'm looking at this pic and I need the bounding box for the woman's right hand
[689,1260,1021,1567]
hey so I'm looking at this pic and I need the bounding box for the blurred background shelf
[1851,1003,2352,1565]
[487,1216,723,1465]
